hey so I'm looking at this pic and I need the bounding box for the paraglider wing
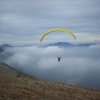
[40,28,76,42]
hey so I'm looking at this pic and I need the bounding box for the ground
[0,72,100,100]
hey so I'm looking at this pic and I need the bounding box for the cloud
[0,0,100,45]
[0,45,100,87]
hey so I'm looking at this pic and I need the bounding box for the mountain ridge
[0,44,13,49]
[41,42,97,48]
[0,62,36,79]
[0,48,4,53]
[0,62,100,100]
[0,42,98,48]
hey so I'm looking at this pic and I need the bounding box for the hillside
[0,65,100,100]
[0,48,4,53]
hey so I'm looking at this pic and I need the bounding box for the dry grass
[0,72,100,100]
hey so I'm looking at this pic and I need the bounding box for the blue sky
[0,0,100,46]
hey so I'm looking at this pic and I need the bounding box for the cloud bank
[0,44,100,89]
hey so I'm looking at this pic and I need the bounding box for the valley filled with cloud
[0,44,100,89]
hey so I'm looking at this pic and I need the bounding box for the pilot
[57,56,61,62]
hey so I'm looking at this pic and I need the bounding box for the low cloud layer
[0,45,100,88]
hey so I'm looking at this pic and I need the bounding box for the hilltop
[0,62,100,100]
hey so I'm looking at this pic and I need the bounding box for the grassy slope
[0,72,100,100]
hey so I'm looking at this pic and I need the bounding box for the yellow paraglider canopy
[40,28,76,42]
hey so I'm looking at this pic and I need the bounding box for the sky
[0,44,100,88]
[0,0,100,46]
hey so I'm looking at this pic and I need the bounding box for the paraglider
[40,28,76,62]
[40,28,76,42]
[57,56,61,62]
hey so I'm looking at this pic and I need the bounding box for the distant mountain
[0,44,13,49]
[43,42,75,48]
[76,43,96,47]
[42,42,97,48]
[0,48,4,53]
[0,42,98,49]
